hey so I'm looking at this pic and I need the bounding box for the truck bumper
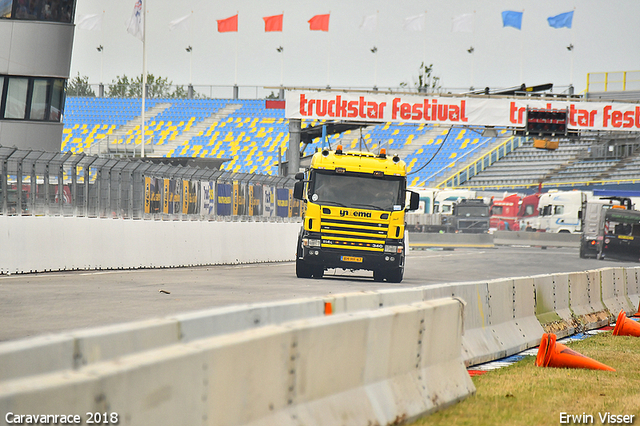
[299,246,403,272]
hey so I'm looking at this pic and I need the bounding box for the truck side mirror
[407,191,420,211]
[294,172,305,180]
[293,181,305,200]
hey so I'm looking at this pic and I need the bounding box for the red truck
[490,193,540,231]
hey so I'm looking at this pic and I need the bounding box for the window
[50,79,64,121]
[30,79,49,120]
[554,205,564,215]
[4,77,28,119]
[491,206,503,215]
[0,75,65,122]
[0,0,11,18]
[2,0,74,22]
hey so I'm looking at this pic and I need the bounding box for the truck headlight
[303,238,321,247]
[384,245,402,254]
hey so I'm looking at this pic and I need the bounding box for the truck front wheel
[296,258,314,278]
[386,266,404,283]
[373,266,404,283]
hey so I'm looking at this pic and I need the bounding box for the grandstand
[461,134,640,190]
[62,97,508,185]
[63,95,640,191]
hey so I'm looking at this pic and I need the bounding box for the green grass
[413,333,640,425]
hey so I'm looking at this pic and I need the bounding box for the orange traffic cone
[633,301,640,318]
[613,310,640,337]
[535,333,615,371]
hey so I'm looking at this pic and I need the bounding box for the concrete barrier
[625,267,640,312]
[423,281,498,365]
[492,231,580,248]
[0,298,474,426]
[407,230,580,249]
[600,267,635,315]
[409,232,494,248]
[0,216,301,274]
[533,273,576,338]
[567,269,610,329]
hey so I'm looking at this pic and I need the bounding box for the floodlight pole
[141,0,147,158]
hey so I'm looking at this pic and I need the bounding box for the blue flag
[548,11,573,29]
[501,11,523,30]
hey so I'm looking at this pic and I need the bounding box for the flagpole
[141,0,147,158]
[471,11,476,90]
[326,12,331,87]
[423,11,427,74]
[374,10,379,89]
[569,9,575,88]
[280,12,284,86]
[327,33,330,87]
[519,9,524,85]
[234,11,239,86]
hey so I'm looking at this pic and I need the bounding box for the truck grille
[320,218,388,251]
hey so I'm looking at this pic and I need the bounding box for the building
[0,0,75,152]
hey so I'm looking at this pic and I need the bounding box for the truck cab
[293,146,418,282]
[449,198,490,233]
[532,190,586,233]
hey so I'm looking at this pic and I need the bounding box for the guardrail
[0,146,300,220]
[1,266,638,424]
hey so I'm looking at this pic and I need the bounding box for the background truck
[490,193,540,231]
[293,145,419,283]
[580,189,636,259]
[528,190,586,233]
[442,198,490,233]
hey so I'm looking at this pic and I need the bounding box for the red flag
[217,14,238,32]
[308,13,329,31]
[263,14,283,32]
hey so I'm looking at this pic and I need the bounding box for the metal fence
[0,146,300,220]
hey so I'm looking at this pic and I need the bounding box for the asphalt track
[1,246,637,342]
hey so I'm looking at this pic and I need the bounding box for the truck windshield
[457,207,488,217]
[311,171,403,211]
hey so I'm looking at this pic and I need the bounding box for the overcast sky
[69,0,640,96]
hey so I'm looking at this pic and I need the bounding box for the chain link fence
[0,146,301,221]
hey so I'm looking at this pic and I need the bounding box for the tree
[66,73,95,97]
[400,62,441,93]
[107,75,134,98]
[105,74,197,98]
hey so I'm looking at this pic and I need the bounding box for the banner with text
[285,90,640,132]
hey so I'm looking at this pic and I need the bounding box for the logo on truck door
[340,209,372,218]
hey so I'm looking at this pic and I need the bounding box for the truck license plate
[341,256,363,263]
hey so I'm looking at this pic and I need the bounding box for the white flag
[169,13,191,32]
[76,13,103,31]
[126,0,143,41]
[452,13,474,33]
[360,14,377,32]
[403,14,424,32]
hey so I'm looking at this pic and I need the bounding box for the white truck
[433,188,478,215]
[530,190,588,233]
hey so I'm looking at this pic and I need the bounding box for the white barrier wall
[0,216,301,274]
[0,298,474,426]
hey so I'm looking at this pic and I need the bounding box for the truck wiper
[351,203,385,211]
[320,201,348,207]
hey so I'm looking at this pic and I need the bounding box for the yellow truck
[293,145,419,282]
